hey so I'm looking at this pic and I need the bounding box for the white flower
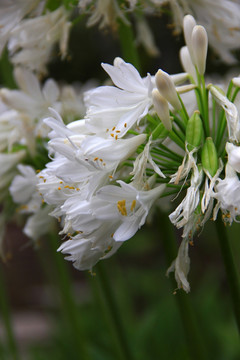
[167,237,191,293]
[0,0,42,55]
[78,0,128,29]
[130,137,165,189]
[213,164,240,224]
[9,164,42,213]
[8,6,71,73]
[84,57,153,136]
[58,180,166,270]
[169,165,203,229]
[0,68,61,153]
[208,85,240,142]
[226,142,240,173]
[23,206,55,242]
[0,150,26,191]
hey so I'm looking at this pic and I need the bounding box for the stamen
[130,200,136,211]
[117,199,127,216]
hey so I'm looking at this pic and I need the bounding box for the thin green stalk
[212,98,216,141]
[117,17,140,71]
[231,87,240,103]
[168,132,185,150]
[215,217,240,334]
[92,262,134,360]
[172,125,185,143]
[215,110,226,151]
[158,213,208,360]
[159,143,184,161]
[226,80,234,99]
[0,264,20,360]
[48,234,90,360]
[171,112,186,134]
[151,148,182,162]
[201,75,210,137]
[177,96,189,125]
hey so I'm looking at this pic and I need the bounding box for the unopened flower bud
[183,15,196,61]
[155,69,181,110]
[191,25,208,75]
[232,77,240,87]
[152,89,172,131]
[180,46,197,82]
[201,137,218,177]
[186,111,203,151]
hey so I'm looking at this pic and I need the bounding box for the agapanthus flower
[7,10,240,292]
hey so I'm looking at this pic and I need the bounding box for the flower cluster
[32,14,240,292]
[1,0,240,293]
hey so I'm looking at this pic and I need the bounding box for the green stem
[48,234,90,360]
[215,217,240,334]
[0,264,20,360]
[158,213,208,360]
[92,262,134,360]
[117,15,141,71]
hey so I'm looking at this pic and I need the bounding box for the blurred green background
[1,11,240,360]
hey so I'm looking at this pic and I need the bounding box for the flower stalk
[215,217,240,334]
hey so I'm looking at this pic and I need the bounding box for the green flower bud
[186,111,203,151]
[201,137,218,177]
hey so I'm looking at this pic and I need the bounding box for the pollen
[58,187,61,190]
[109,175,113,179]
[117,199,127,216]
[130,200,136,211]
[94,157,98,161]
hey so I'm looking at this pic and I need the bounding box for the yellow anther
[106,128,109,132]
[117,199,127,216]
[58,187,61,190]
[99,158,103,162]
[111,233,114,238]
[130,200,136,211]
[116,130,120,133]
[109,175,113,179]
[36,170,41,173]
[112,126,116,131]
[59,181,63,184]
[115,135,118,140]
[124,123,127,128]
[76,188,80,191]
[44,179,46,183]
[110,133,114,137]
[94,157,98,161]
